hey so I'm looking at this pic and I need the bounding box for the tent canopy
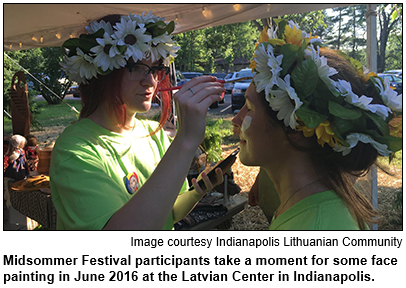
[4,3,349,51]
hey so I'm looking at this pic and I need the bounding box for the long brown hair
[78,14,172,134]
[259,48,379,229]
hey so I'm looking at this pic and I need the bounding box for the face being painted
[241,116,252,132]
[232,83,286,167]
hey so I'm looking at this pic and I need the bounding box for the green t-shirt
[50,118,188,230]
[269,190,360,230]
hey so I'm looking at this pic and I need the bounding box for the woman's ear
[287,130,306,144]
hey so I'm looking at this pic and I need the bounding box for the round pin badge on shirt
[124,172,139,195]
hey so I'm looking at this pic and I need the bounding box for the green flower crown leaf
[165,21,175,35]
[280,44,300,75]
[333,117,356,136]
[330,122,347,144]
[291,59,318,98]
[328,101,363,120]
[313,79,342,107]
[296,39,308,67]
[364,112,390,136]
[296,104,328,129]
[366,130,403,153]
[276,19,288,39]
[62,28,105,56]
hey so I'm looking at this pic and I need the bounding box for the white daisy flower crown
[250,19,402,160]
[60,11,180,84]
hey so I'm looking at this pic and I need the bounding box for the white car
[383,70,402,78]
[181,72,203,82]
[224,72,239,93]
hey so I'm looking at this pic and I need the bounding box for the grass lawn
[3,100,82,135]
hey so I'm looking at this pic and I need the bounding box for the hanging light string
[3,110,12,119]
[4,52,80,115]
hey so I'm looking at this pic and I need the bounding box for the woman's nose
[141,71,156,86]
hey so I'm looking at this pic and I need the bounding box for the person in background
[50,11,225,230]
[24,134,40,172]
[232,21,402,230]
[4,134,29,181]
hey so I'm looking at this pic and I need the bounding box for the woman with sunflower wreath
[232,20,402,230]
[50,12,225,230]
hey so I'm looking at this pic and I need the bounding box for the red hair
[79,68,172,135]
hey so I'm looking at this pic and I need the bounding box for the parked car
[378,73,403,94]
[182,72,203,82]
[231,68,254,112]
[383,70,402,78]
[68,85,80,97]
[224,72,239,94]
[210,72,227,79]
[175,70,187,86]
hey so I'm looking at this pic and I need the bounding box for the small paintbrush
[158,76,253,92]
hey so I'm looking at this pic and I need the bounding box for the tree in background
[4,50,42,114]
[174,21,257,73]
[341,5,367,60]
[4,47,71,108]
[384,5,403,70]
[324,7,346,49]
[377,4,402,72]
[322,4,402,72]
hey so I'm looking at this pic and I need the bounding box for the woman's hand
[192,167,224,196]
[173,76,225,149]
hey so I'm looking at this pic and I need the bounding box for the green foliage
[174,21,257,72]
[4,47,71,112]
[277,10,327,35]
[3,100,81,135]
[201,119,234,163]
[322,4,402,72]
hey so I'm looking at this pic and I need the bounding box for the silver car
[224,72,238,93]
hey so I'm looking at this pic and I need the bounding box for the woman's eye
[132,66,143,73]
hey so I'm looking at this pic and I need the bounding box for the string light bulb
[233,4,241,11]
[70,33,74,38]
[31,36,38,42]
[40,36,44,43]
[55,33,61,39]
[202,6,212,18]
[19,42,22,48]
[267,4,271,12]
[202,7,207,17]
[175,15,178,21]
[202,6,207,17]
[9,44,12,50]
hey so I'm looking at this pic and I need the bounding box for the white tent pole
[366,4,378,230]
[366,4,378,72]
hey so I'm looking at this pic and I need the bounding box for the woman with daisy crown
[50,12,226,230]
[232,20,402,230]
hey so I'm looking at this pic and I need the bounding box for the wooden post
[8,71,32,136]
